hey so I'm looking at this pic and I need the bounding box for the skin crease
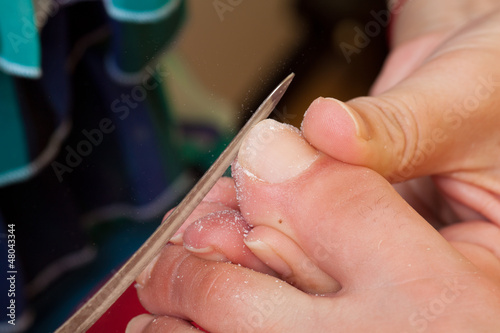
[127,1,500,331]
[300,2,500,229]
[130,136,500,332]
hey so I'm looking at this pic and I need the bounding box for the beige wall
[174,0,308,106]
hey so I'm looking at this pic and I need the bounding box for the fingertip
[203,177,238,209]
[244,226,341,294]
[182,210,248,249]
[170,232,184,245]
[184,244,229,262]
[136,252,162,287]
[126,314,154,333]
[301,97,368,164]
[161,207,175,222]
[182,212,277,274]
[168,202,237,243]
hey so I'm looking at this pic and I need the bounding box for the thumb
[302,11,500,183]
[302,60,500,183]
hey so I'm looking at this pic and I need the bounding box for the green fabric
[110,0,185,75]
[0,72,29,174]
[0,0,41,78]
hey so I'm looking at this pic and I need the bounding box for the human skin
[127,119,500,332]
[127,1,500,331]
[302,0,500,224]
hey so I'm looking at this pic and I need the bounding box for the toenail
[237,119,319,183]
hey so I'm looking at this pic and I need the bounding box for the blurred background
[0,0,388,331]
[169,0,388,130]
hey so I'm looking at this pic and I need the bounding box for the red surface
[86,284,209,332]
[87,284,147,333]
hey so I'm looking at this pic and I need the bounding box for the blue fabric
[0,1,230,331]
[0,1,200,331]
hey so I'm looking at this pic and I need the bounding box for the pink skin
[127,2,500,331]
[301,5,500,216]
[167,178,275,275]
[128,120,500,332]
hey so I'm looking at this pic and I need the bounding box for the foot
[128,119,500,332]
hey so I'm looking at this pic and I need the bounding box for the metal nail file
[55,73,295,332]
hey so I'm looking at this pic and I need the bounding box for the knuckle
[353,95,421,180]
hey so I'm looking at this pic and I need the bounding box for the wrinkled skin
[127,119,500,332]
[127,1,500,332]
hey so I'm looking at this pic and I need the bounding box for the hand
[301,2,500,224]
[127,120,500,332]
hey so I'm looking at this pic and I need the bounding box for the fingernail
[136,253,161,287]
[323,97,369,140]
[243,238,292,277]
[184,245,229,262]
[238,119,319,183]
[169,232,183,245]
[126,314,153,333]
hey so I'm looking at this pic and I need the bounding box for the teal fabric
[0,72,29,175]
[0,1,235,331]
[0,0,41,78]
[111,0,174,13]
[0,0,182,80]
[0,1,194,331]
[106,0,181,22]
[0,0,186,186]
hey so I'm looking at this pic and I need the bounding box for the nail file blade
[55,72,295,332]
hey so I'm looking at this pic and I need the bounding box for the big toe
[233,119,473,291]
